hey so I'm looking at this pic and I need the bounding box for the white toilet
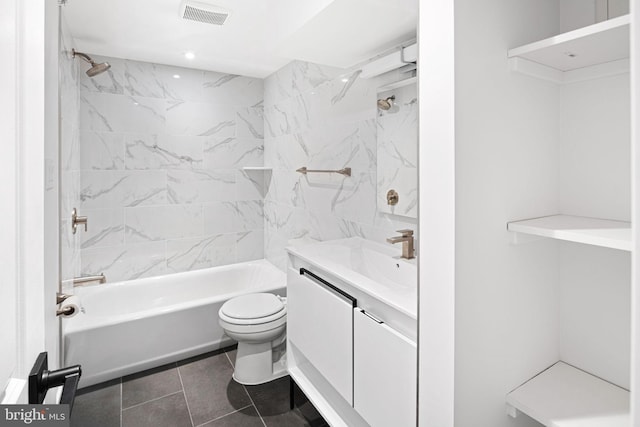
[218,293,287,385]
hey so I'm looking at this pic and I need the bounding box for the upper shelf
[507,214,631,251]
[508,15,629,72]
[506,362,629,427]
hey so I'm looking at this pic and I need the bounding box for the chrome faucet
[386,229,415,259]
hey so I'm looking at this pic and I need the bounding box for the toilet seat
[219,293,286,326]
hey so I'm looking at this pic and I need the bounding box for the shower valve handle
[71,208,88,234]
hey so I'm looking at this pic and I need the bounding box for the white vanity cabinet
[285,240,418,427]
[353,308,417,427]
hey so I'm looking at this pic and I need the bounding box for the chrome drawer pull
[361,310,384,324]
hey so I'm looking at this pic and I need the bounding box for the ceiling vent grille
[180,1,230,26]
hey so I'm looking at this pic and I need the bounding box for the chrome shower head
[377,95,395,111]
[86,62,111,77]
[72,49,111,77]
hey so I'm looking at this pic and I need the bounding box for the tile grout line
[176,364,196,427]
[223,350,234,368]
[193,404,254,427]
[242,386,267,427]
[120,377,123,427]
[224,350,267,427]
[121,390,185,412]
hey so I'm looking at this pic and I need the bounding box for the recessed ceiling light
[184,51,195,60]
[173,74,181,79]
[341,77,349,82]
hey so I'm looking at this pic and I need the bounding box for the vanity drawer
[353,307,417,427]
[287,267,355,405]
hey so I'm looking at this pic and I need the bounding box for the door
[0,0,61,403]
[0,0,20,399]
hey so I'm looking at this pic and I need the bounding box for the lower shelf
[506,362,629,427]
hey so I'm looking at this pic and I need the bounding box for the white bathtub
[63,259,286,388]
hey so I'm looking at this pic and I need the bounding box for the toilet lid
[221,293,285,320]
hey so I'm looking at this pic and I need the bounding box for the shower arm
[72,49,95,66]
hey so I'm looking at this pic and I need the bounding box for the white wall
[560,0,630,32]
[559,243,631,388]
[454,1,561,426]
[557,73,631,389]
[630,0,640,424]
[416,0,455,424]
[560,0,598,31]
[559,75,631,221]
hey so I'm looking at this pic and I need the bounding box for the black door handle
[29,352,82,413]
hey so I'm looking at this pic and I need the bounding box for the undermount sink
[285,237,417,321]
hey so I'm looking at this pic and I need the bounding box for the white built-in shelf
[242,166,272,171]
[508,15,630,82]
[508,15,629,71]
[507,214,631,251]
[506,362,629,427]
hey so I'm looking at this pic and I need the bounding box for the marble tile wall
[77,55,265,282]
[377,82,418,218]
[59,14,81,283]
[263,61,418,270]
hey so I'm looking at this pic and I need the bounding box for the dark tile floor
[70,346,327,427]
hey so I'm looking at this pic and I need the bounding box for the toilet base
[232,341,288,385]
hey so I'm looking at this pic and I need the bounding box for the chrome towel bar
[296,166,351,177]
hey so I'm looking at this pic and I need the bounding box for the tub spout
[72,274,106,286]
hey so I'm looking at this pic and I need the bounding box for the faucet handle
[396,229,414,237]
[71,208,88,234]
